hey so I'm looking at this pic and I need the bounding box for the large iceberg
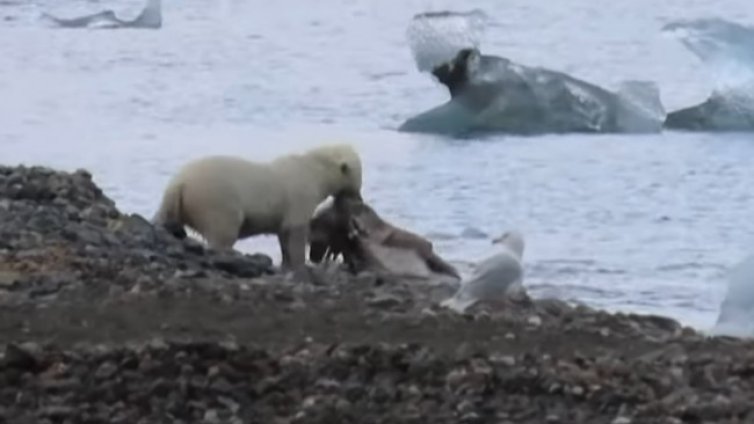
[400,11,665,136]
[400,47,666,136]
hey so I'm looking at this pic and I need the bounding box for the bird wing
[462,252,523,300]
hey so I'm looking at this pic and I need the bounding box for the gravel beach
[1,164,753,424]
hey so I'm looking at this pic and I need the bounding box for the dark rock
[211,254,274,278]
[36,406,77,419]
[95,361,118,379]
[1,343,39,370]
[366,293,403,309]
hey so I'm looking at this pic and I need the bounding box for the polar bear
[152,144,363,275]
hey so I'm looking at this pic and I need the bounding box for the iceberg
[40,0,161,29]
[401,11,665,136]
[662,18,754,131]
[712,254,754,338]
[400,47,665,136]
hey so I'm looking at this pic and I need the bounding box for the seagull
[440,230,525,313]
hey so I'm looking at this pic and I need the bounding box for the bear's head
[306,143,363,200]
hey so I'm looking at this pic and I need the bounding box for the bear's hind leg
[206,230,238,251]
[195,210,243,252]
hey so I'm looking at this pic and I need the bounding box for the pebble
[527,315,542,326]
[367,293,402,309]
[0,271,20,287]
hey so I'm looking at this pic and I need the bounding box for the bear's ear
[340,162,349,175]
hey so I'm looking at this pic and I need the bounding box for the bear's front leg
[278,230,292,268]
[282,224,312,283]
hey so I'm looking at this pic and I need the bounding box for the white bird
[440,230,525,313]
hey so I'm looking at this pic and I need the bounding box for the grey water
[2,0,754,330]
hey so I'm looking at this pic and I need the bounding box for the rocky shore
[1,164,754,424]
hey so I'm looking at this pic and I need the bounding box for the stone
[367,294,402,309]
[0,271,20,288]
[527,315,542,326]
[1,343,39,370]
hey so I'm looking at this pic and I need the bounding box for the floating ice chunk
[406,9,489,73]
[663,18,754,131]
[40,0,161,29]
[401,47,664,135]
[615,80,666,133]
[712,254,754,338]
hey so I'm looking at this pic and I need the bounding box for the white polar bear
[152,143,363,275]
